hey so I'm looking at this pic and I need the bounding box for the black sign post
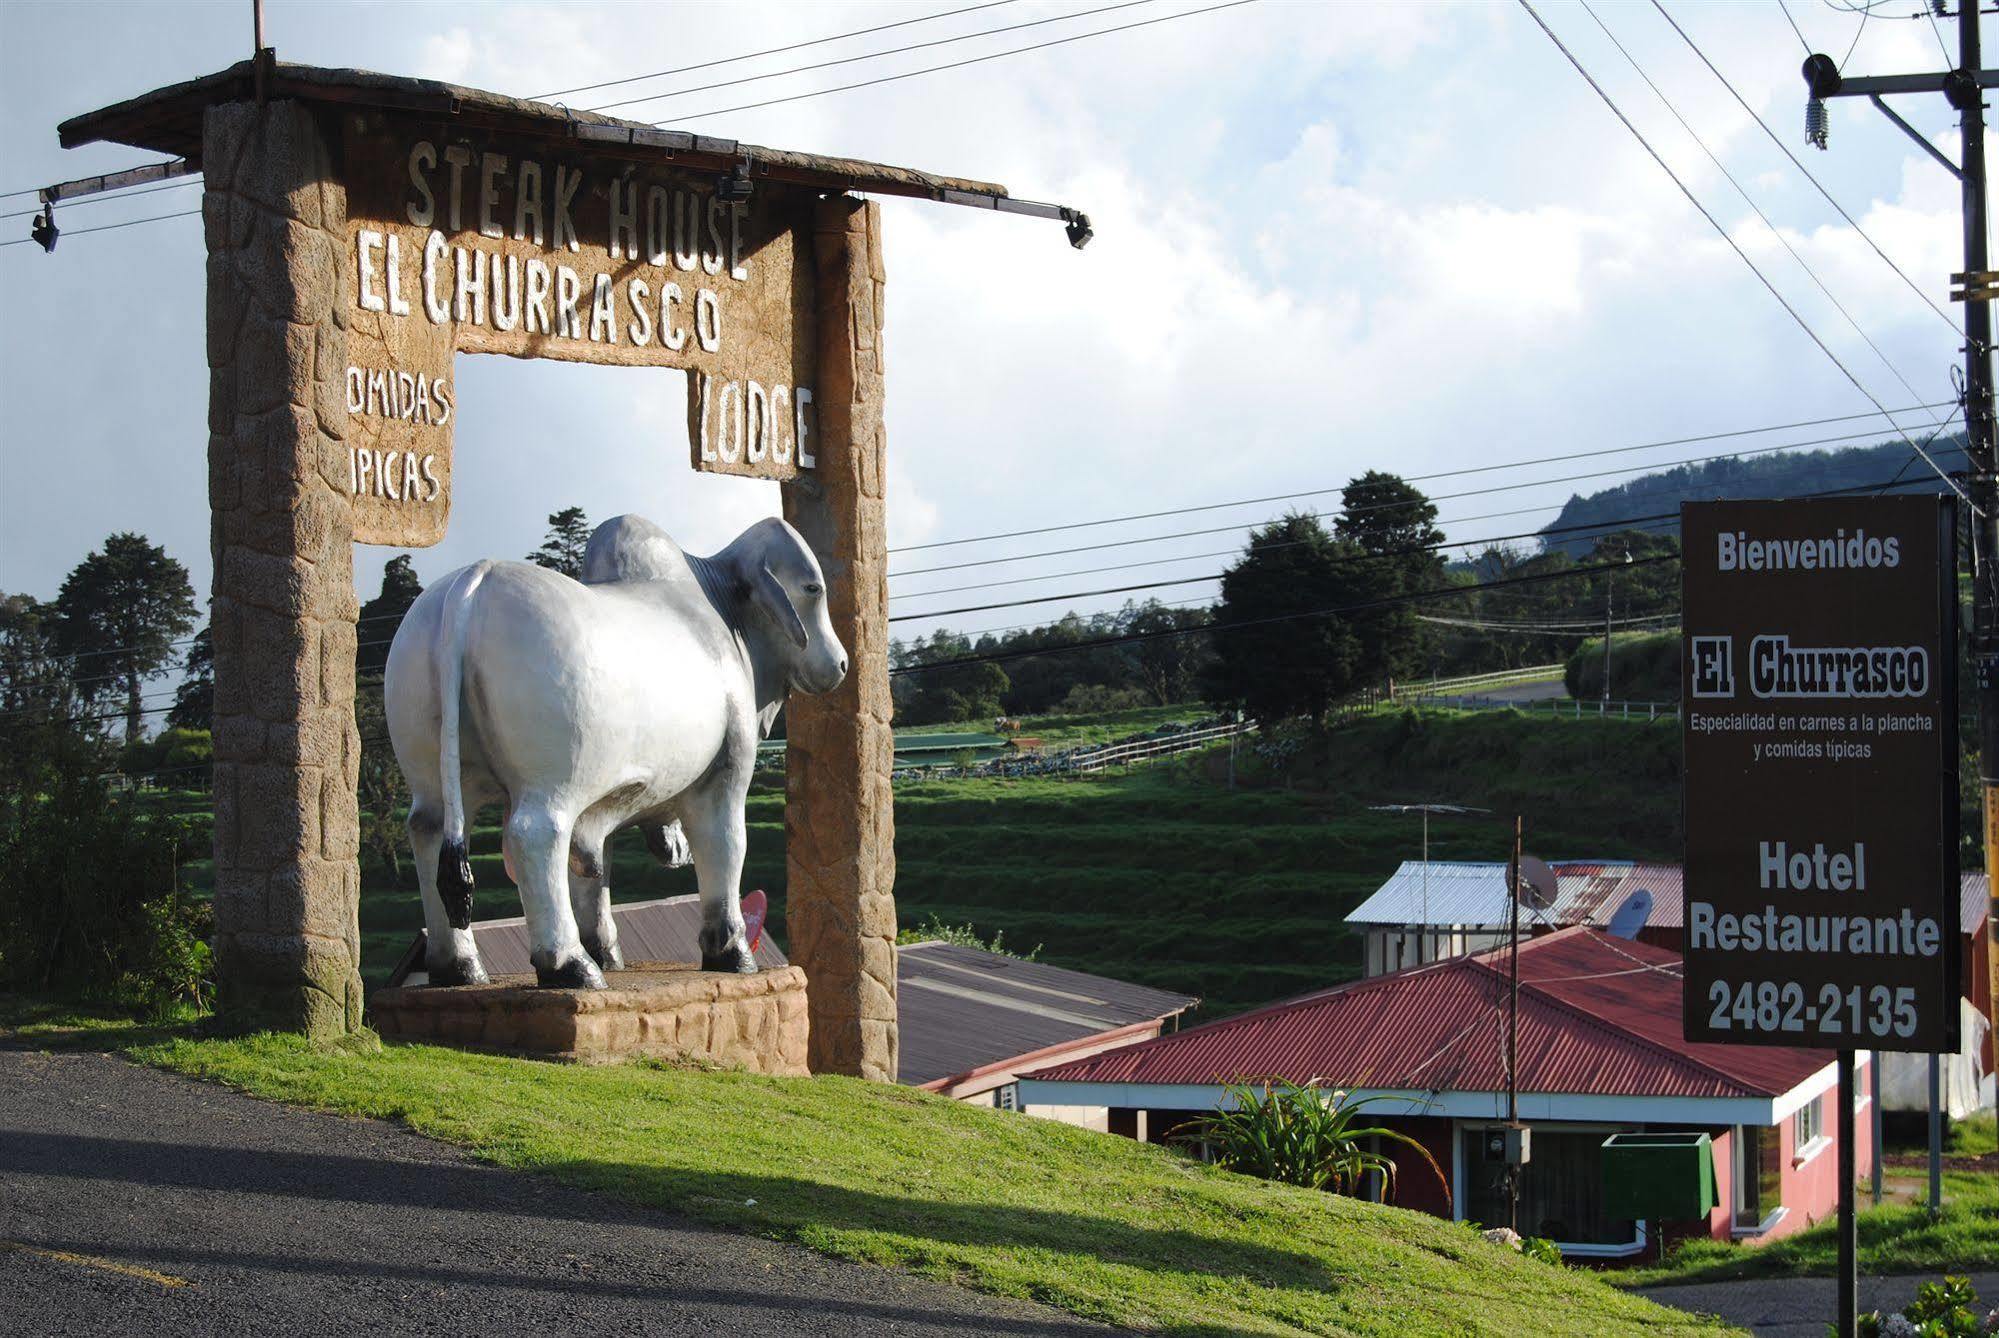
[1682,496,1960,1338]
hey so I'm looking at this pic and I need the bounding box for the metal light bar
[40,157,194,204]
[939,189,1092,248]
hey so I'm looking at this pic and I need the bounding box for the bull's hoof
[426,955,490,987]
[701,945,758,975]
[582,936,625,972]
[533,954,607,990]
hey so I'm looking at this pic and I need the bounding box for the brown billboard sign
[338,112,820,546]
[1682,496,1960,1053]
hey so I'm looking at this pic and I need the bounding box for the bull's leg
[681,786,754,974]
[409,794,489,987]
[567,838,622,972]
[506,796,606,990]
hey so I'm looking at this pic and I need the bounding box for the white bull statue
[384,514,847,988]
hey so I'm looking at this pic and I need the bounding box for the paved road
[1423,678,1571,708]
[0,1045,1108,1337]
[1641,1272,1999,1335]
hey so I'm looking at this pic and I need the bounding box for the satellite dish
[1605,889,1653,941]
[1513,855,1558,912]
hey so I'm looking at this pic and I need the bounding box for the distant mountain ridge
[1537,433,1970,556]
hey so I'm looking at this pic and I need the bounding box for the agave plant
[1175,1077,1449,1203]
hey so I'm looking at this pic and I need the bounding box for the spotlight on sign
[30,203,56,253]
[1064,210,1093,250]
[719,158,753,203]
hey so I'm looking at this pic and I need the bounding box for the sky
[0,0,1978,652]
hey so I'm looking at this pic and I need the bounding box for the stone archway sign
[56,58,1087,1081]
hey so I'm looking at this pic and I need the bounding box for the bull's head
[738,518,848,696]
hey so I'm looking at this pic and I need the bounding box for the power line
[0,177,201,221]
[1778,0,1815,54]
[15,468,1958,730]
[1519,0,1976,512]
[0,207,202,249]
[533,0,1024,100]
[890,422,1969,578]
[1651,0,1963,336]
[890,554,1679,677]
[887,460,1960,626]
[889,405,1951,556]
[1581,0,1948,428]
[592,0,1159,114]
[23,430,1965,682]
[655,0,1260,125]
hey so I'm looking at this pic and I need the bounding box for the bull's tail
[435,561,491,929]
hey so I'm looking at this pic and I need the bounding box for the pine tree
[51,534,197,744]
[527,507,591,579]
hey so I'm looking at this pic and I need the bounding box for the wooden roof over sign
[58,58,1017,206]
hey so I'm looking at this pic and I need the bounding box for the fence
[1432,694,1679,722]
[1402,663,1567,699]
[1068,719,1259,773]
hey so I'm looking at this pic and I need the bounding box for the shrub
[896,915,1042,961]
[1174,1078,1448,1202]
[1564,631,1679,702]
[1853,1275,1993,1338]
[1520,1236,1564,1267]
[0,757,211,1017]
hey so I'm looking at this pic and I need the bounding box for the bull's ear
[754,563,809,648]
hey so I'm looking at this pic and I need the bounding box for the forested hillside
[1539,435,1970,556]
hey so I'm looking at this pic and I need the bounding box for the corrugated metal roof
[1963,872,1991,933]
[1342,862,1518,929]
[896,942,1198,1088]
[1345,861,1689,931]
[1025,928,1830,1101]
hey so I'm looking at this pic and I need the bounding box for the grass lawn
[1615,1166,1999,1289]
[3,1004,1727,1338]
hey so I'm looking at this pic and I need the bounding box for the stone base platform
[369,963,810,1072]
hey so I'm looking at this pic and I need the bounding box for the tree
[0,593,91,796]
[1124,600,1214,705]
[527,507,591,579]
[1204,513,1367,725]
[354,681,411,890]
[357,555,425,678]
[891,631,1011,725]
[1336,472,1444,692]
[51,534,197,745]
[167,626,213,731]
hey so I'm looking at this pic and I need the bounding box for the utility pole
[1506,814,1522,1237]
[1958,10,1999,1080]
[1804,0,1999,1176]
[1602,570,1614,705]
[1801,21,1996,1335]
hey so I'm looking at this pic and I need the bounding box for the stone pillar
[780,195,897,1080]
[203,100,364,1036]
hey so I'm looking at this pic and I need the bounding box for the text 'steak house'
[1019,929,1873,1260]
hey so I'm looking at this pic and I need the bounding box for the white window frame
[1731,1123,1788,1236]
[1792,1095,1828,1167]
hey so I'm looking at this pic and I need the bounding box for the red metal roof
[1025,928,1831,1100]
